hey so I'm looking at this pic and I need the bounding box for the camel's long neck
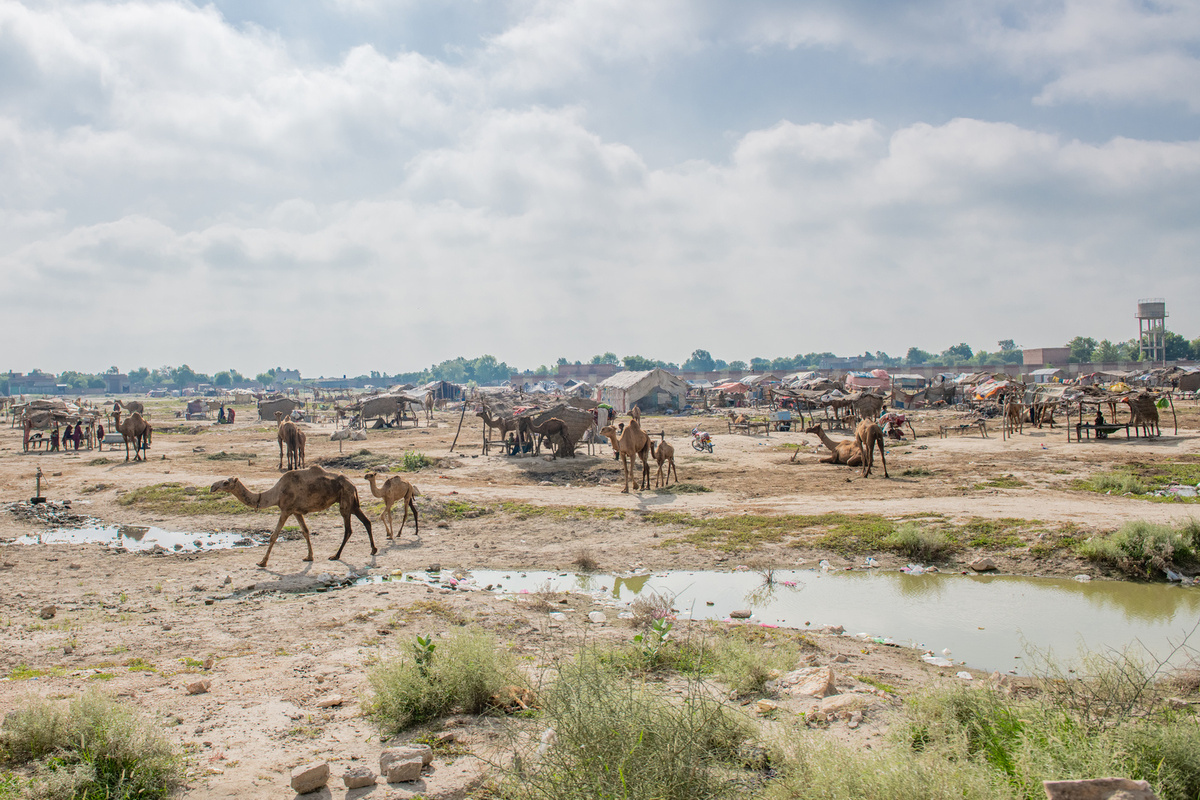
[232,481,279,510]
[814,428,837,450]
[366,476,383,498]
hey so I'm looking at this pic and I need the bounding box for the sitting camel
[804,424,863,467]
[364,472,419,539]
[600,418,651,493]
[210,466,375,568]
[854,419,889,478]
[650,436,677,488]
[275,412,304,470]
[118,412,152,462]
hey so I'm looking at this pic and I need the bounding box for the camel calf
[650,438,677,488]
[364,472,419,539]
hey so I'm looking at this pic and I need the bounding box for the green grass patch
[6,665,46,681]
[87,458,113,466]
[973,476,1029,490]
[397,450,433,472]
[901,467,934,477]
[654,482,712,494]
[1075,459,1200,502]
[498,502,626,521]
[366,627,520,735]
[124,658,155,673]
[317,448,393,470]
[116,482,257,515]
[855,674,899,695]
[958,518,1029,549]
[0,691,185,799]
[205,451,257,461]
[882,523,958,561]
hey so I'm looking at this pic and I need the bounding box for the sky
[2,0,1199,377]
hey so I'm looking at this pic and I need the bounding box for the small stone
[821,693,871,715]
[833,654,848,663]
[427,563,441,572]
[202,657,214,670]
[380,744,434,777]
[204,598,215,606]
[63,645,74,655]
[342,766,376,789]
[756,699,778,714]
[222,575,231,585]
[186,679,210,695]
[316,694,343,708]
[969,557,998,572]
[290,761,330,794]
[729,609,752,619]
[848,710,863,729]
[39,605,56,620]
[385,757,423,783]
[161,623,172,631]
[587,611,607,624]
[795,666,838,698]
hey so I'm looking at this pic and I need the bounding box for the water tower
[1136,298,1167,364]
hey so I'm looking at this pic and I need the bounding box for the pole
[449,401,468,452]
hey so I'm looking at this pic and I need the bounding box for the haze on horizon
[2,0,1198,377]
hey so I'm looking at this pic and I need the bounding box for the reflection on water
[450,568,1200,674]
[11,525,257,553]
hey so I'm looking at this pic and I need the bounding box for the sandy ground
[1,398,1198,797]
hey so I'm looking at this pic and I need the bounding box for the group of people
[22,419,93,453]
[217,405,236,424]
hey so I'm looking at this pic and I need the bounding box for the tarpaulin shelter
[844,369,889,390]
[596,368,687,413]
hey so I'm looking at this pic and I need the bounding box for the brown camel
[804,424,863,466]
[476,406,518,455]
[115,399,145,416]
[364,472,419,539]
[650,436,677,488]
[1002,400,1024,438]
[600,418,651,493]
[527,417,572,458]
[854,419,889,478]
[275,412,303,470]
[423,392,435,422]
[117,412,152,462]
[210,466,375,568]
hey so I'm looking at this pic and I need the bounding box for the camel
[115,399,145,416]
[364,472,419,539]
[1003,400,1024,438]
[476,406,518,455]
[805,424,863,467]
[600,418,651,493]
[650,436,677,488]
[423,392,435,423]
[526,417,572,458]
[275,412,304,470]
[854,420,889,478]
[210,466,375,568]
[117,412,152,462]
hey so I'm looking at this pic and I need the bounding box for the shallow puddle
[10,525,258,553]
[396,568,1200,674]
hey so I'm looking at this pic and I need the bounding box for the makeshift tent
[596,368,687,413]
[844,369,889,390]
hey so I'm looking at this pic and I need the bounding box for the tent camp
[596,368,688,413]
[845,370,890,390]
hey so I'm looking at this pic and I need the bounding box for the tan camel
[476,406,518,455]
[210,466,375,568]
[115,399,145,416]
[804,424,863,466]
[854,420,888,478]
[117,412,152,462]
[364,472,419,539]
[600,418,651,493]
[275,412,303,470]
[526,417,572,458]
[1002,400,1024,438]
[423,392,435,423]
[650,436,677,488]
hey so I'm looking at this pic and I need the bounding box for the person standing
[96,422,105,450]
[50,427,60,452]
[73,421,84,450]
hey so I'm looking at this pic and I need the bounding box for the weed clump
[1077,520,1197,579]
[0,692,184,799]
[399,450,434,471]
[883,523,956,562]
[367,627,520,734]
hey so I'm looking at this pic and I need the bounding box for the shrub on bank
[367,627,520,734]
[883,523,956,562]
[0,692,184,800]
[1077,520,1197,578]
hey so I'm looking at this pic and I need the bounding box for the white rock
[385,758,422,783]
[969,557,997,572]
[316,694,343,708]
[290,761,330,794]
[794,666,838,698]
[185,679,210,695]
[587,611,607,624]
[342,766,376,789]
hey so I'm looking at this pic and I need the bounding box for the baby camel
[650,436,677,488]
[210,466,375,568]
[854,420,889,478]
[364,471,419,539]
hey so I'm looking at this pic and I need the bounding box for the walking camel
[650,436,677,488]
[854,419,889,478]
[600,417,651,493]
[210,466,375,568]
[118,412,152,462]
[274,411,304,470]
[804,424,863,467]
[423,392,435,422]
[364,472,419,539]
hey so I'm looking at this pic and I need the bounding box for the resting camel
[804,424,863,466]
[650,436,677,488]
[275,412,304,470]
[854,419,889,478]
[600,418,651,493]
[118,412,152,462]
[210,466,375,568]
[364,472,419,539]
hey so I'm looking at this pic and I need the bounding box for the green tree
[1164,331,1193,361]
[556,357,568,366]
[1095,339,1121,362]
[997,339,1018,353]
[682,349,716,372]
[940,343,973,364]
[256,372,274,386]
[1067,336,1097,363]
[87,376,105,389]
[905,347,931,365]
[590,352,620,366]
[214,371,232,387]
[623,355,657,371]
[972,350,993,366]
[129,367,150,385]
[172,364,199,389]
[728,360,747,371]
[749,357,772,372]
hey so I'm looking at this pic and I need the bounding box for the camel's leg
[278,438,284,470]
[620,454,631,493]
[877,437,889,478]
[332,503,375,559]
[293,515,315,561]
[818,454,836,464]
[382,500,394,540]
[668,459,677,485]
[401,492,418,536]
[258,511,294,568]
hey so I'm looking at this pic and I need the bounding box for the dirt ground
[2,398,1198,797]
